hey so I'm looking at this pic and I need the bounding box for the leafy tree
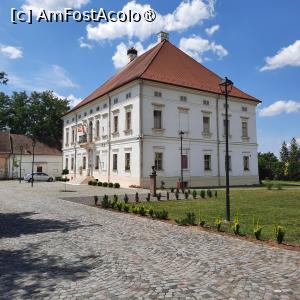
[258,152,278,181]
[280,141,289,163]
[0,92,10,128]
[0,72,8,85]
[288,137,300,180]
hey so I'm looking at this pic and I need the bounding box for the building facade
[62,34,260,188]
[0,129,62,179]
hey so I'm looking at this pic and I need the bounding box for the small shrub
[135,192,139,203]
[113,194,118,202]
[233,214,240,235]
[170,187,174,193]
[123,203,130,212]
[198,210,205,227]
[88,180,93,185]
[139,205,146,216]
[266,181,273,190]
[124,194,129,203]
[116,201,123,211]
[253,218,263,240]
[276,183,282,190]
[97,181,102,186]
[132,205,139,214]
[108,182,114,188]
[94,196,98,206]
[214,190,218,198]
[192,190,197,199]
[146,193,151,202]
[154,210,168,220]
[148,207,154,217]
[274,225,285,244]
[200,190,205,198]
[160,181,165,189]
[157,193,161,201]
[175,218,188,226]
[166,191,169,200]
[111,198,118,209]
[103,182,108,187]
[184,191,189,199]
[175,191,179,200]
[114,183,120,188]
[101,195,110,208]
[207,189,212,198]
[188,189,191,194]
[215,217,222,231]
[92,181,97,186]
[186,212,196,225]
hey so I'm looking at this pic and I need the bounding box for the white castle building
[62,33,261,188]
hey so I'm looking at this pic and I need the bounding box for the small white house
[0,129,62,179]
[62,32,261,188]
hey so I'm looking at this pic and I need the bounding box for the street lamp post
[19,145,23,184]
[219,76,233,221]
[31,139,36,188]
[179,130,184,191]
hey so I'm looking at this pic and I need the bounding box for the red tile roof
[68,40,260,114]
[0,132,11,154]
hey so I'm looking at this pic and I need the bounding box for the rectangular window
[203,116,210,133]
[180,95,187,102]
[225,155,231,171]
[72,128,75,143]
[181,154,188,169]
[154,91,162,97]
[113,115,119,133]
[126,92,131,99]
[65,158,69,170]
[242,106,248,112]
[37,166,42,172]
[114,98,118,104]
[96,120,100,138]
[203,100,209,105]
[71,157,74,170]
[154,110,162,129]
[242,121,248,137]
[95,155,99,170]
[65,130,69,145]
[223,119,230,136]
[83,156,86,169]
[204,155,211,171]
[243,156,250,171]
[113,154,118,171]
[155,152,163,171]
[126,111,132,130]
[125,153,131,171]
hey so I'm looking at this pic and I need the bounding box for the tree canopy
[0,91,70,147]
[0,71,8,85]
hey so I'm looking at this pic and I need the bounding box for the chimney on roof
[127,47,138,62]
[157,31,169,42]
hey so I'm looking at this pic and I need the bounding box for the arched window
[88,121,93,142]
[96,120,100,138]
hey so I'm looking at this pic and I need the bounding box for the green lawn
[138,189,300,244]
[262,180,300,187]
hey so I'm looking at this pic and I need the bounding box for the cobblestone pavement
[0,182,299,300]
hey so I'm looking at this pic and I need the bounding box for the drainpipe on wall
[139,80,144,187]
[108,94,112,183]
[216,95,221,186]
[74,112,78,178]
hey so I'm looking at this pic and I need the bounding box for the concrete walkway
[0,181,299,299]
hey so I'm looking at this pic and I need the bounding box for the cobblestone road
[0,182,299,299]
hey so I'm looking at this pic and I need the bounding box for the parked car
[24,172,54,182]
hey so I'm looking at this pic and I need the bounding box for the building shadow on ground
[0,212,102,298]
[0,212,97,238]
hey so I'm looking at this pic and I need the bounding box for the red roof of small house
[68,40,260,114]
[0,132,11,154]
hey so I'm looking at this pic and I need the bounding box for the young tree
[280,141,289,163]
[0,72,8,85]
[289,137,300,180]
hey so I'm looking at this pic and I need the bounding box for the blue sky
[0,0,299,156]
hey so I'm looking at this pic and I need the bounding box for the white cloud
[9,65,78,91]
[54,92,82,107]
[260,40,300,71]
[78,36,93,49]
[87,0,215,42]
[205,24,219,35]
[259,100,300,117]
[179,35,228,62]
[0,45,23,59]
[112,40,157,68]
[22,0,89,16]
